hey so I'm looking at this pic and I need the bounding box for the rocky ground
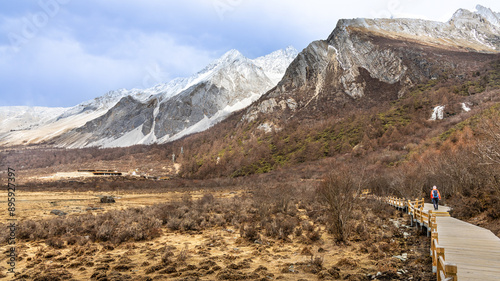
[0,181,436,281]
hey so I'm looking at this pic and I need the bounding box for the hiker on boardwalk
[430,186,441,210]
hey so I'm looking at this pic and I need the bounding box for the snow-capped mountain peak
[475,4,500,27]
[0,46,298,148]
[253,46,299,84]
[218,49,246,63]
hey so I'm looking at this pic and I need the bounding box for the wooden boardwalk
[388,198,500,281]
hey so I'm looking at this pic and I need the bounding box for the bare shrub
[45,238,65,249]
[161,249,175,265]
[476,114,500,167]
[294,227,303,237]
[96,221,114,242]
[307,229,322,242]
[302,221,315,233]
[391,164,426,199]
[240,223,260,242]
[65,236,80,246]
[312,256,324,267]
[280,217,297,240]
[198,193,215,206]
[210,214,225,227]
[274,184,293,214]
[263,219,279,238]
[317,165,362,242]
[181,193,192,206]
[177,246,189,262]
[167,218,182,231]
[180,217,199,231]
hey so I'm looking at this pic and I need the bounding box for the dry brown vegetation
[0,180,436,280]
[0,60,499,280]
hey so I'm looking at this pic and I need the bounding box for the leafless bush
[273,184,293,214]
[302,221,315,233]
[198,193,215,206]
[307,229,322,242]
[167,218,182,231]
[476,114,500,167]
[96,221,114,242]
[161,249,175,265]
[45,238,65,249]
[181,193,192,206]
[312,256,324,267]
[240,223,260,242]
[177,246,189,262]
[210,214,225,227]
[294,227,303,237]
[391,164,426,199]
[65,236,80,246]
[180,218,199,231]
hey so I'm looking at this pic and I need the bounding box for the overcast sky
[1,0,499,107]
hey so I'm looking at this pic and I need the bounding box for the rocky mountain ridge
[242,5,500,131]
[0,47,298,148]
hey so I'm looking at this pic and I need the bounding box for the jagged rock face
[154,82,231,139]
[53,96,157,147]
[78,96,156,138]
[153,55,277,141]
[329,25,409,98]
[242,7,500,127]
[243,41,343,123]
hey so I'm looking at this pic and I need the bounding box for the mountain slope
[0,107,67,134]
[241,5,500,129]
[0,47,298,148]
[174,6,500,178]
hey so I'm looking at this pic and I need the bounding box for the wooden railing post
[427,210,433,236]
[431,232,439,272]
[444,263,457,281]
[436,247,445,281]
[419,206,424,230]
[409,202,413,226]
[431,214,437,232]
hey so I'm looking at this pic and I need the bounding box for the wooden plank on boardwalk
[422,203,451,211]
[435,215,500,281]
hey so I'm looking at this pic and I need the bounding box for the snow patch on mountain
[430,106,445,120]
[0,106,67,133]
[0,107,109,146]
[462,102,472,112]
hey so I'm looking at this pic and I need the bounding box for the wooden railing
[431,232,458,281]
[386,196,457,281]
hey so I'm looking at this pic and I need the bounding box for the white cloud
[0,25,216,106]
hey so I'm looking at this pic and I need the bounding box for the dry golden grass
[0,180,435,281]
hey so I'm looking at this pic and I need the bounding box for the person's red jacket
[430,189,441,200]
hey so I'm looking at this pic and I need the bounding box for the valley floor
[0,178,436,281]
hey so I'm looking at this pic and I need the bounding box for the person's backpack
[432,190,438,199]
